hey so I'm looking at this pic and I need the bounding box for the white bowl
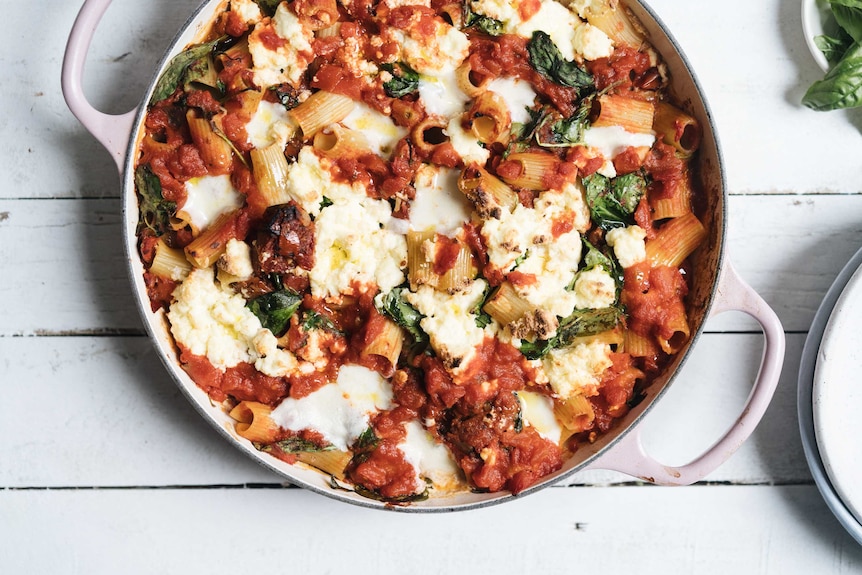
[802,0,832,72]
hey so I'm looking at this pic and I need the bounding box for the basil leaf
[803,42,862,110]
[465,12,503,36]
[380,62,421,98]
[374,288,428,344]
[246,289,302,336]
[150,40,219,104]
[527,31,594,92]
[816,32,854,64]
[135,165,175,236]
[831,0,862,43]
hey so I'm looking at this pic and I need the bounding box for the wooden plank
[8,0,858,200]
[1,485,859,573]
[2,195,861,335]
[0,333,809,488]
[2,0,201,200]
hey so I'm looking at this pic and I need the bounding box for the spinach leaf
[257,437,335,453]
[527,31,594,92]
[572,239,624,299]
[150,39,220,104]
[831,0,862,43]
[135,165,175,236]
[582,173,646,231]
[472,284,496,329]
[374,288,428,345]
[536,96,593,148]
[612,172,648,214]
[380,62,421,98]
[803,41,862,110]
[465,11,504,36]
[518,306,624,360]
[246,289,302,336]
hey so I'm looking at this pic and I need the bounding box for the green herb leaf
[527,31,594,92]
[246,289,302,336]
[320,196,334,210]
[380,62,421,98]
[803,41,862,110]
[573,239,624,299]
[582,172,646,231]
[269,437,335,453]
[831,0,862,43]
[472,284,496,329]
[816,32,854,64]
[301,310,342,334]
[374,288,428,345]
[536,96,593,148]
[135,165,175,236]
[518,306,624,360]
[465,11,504,36]
[150,40,219,104]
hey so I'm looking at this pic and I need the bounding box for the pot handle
[585,263,785,484]
[62,0,136,173]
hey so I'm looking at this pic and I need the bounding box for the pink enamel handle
[587,263,785,484]
[62,0,135,173]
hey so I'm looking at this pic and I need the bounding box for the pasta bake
[134,0,706,504]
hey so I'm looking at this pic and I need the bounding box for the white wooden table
[3,0,862,572]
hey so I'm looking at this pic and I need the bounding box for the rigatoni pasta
[132,0,708,505]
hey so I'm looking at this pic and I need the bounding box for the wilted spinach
[135,165,175,236]
[246,289,302,336]
[527,31,594,93]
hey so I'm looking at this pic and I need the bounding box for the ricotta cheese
[168,268,300,376]
[217,238,254,281]
[542,340,612,399]
[181,175,244,233]
[513,230,583,318]
[231,0,262,24]
[310,195,408,299]
[404,280,489,372]
[606,225,647,268]
[284,146,363,216]
[245,100,297,150]
[409,164,473,235]
[572,266,616,309]
[248,3,313,87]
[390,21,470,75]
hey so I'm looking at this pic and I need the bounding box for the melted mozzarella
[514,0,580,61]
[182,175,243,232]
[269,365,393,450]
[517,391,563,444]
[487,77,537,125]
[447,117,490,166]
[584,126,656,159]
[341,103,407,157]
[418,70,470,118]
[398,420,462,492]
[409,165,473,235]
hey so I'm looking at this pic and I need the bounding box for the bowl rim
[802,0,831,72]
